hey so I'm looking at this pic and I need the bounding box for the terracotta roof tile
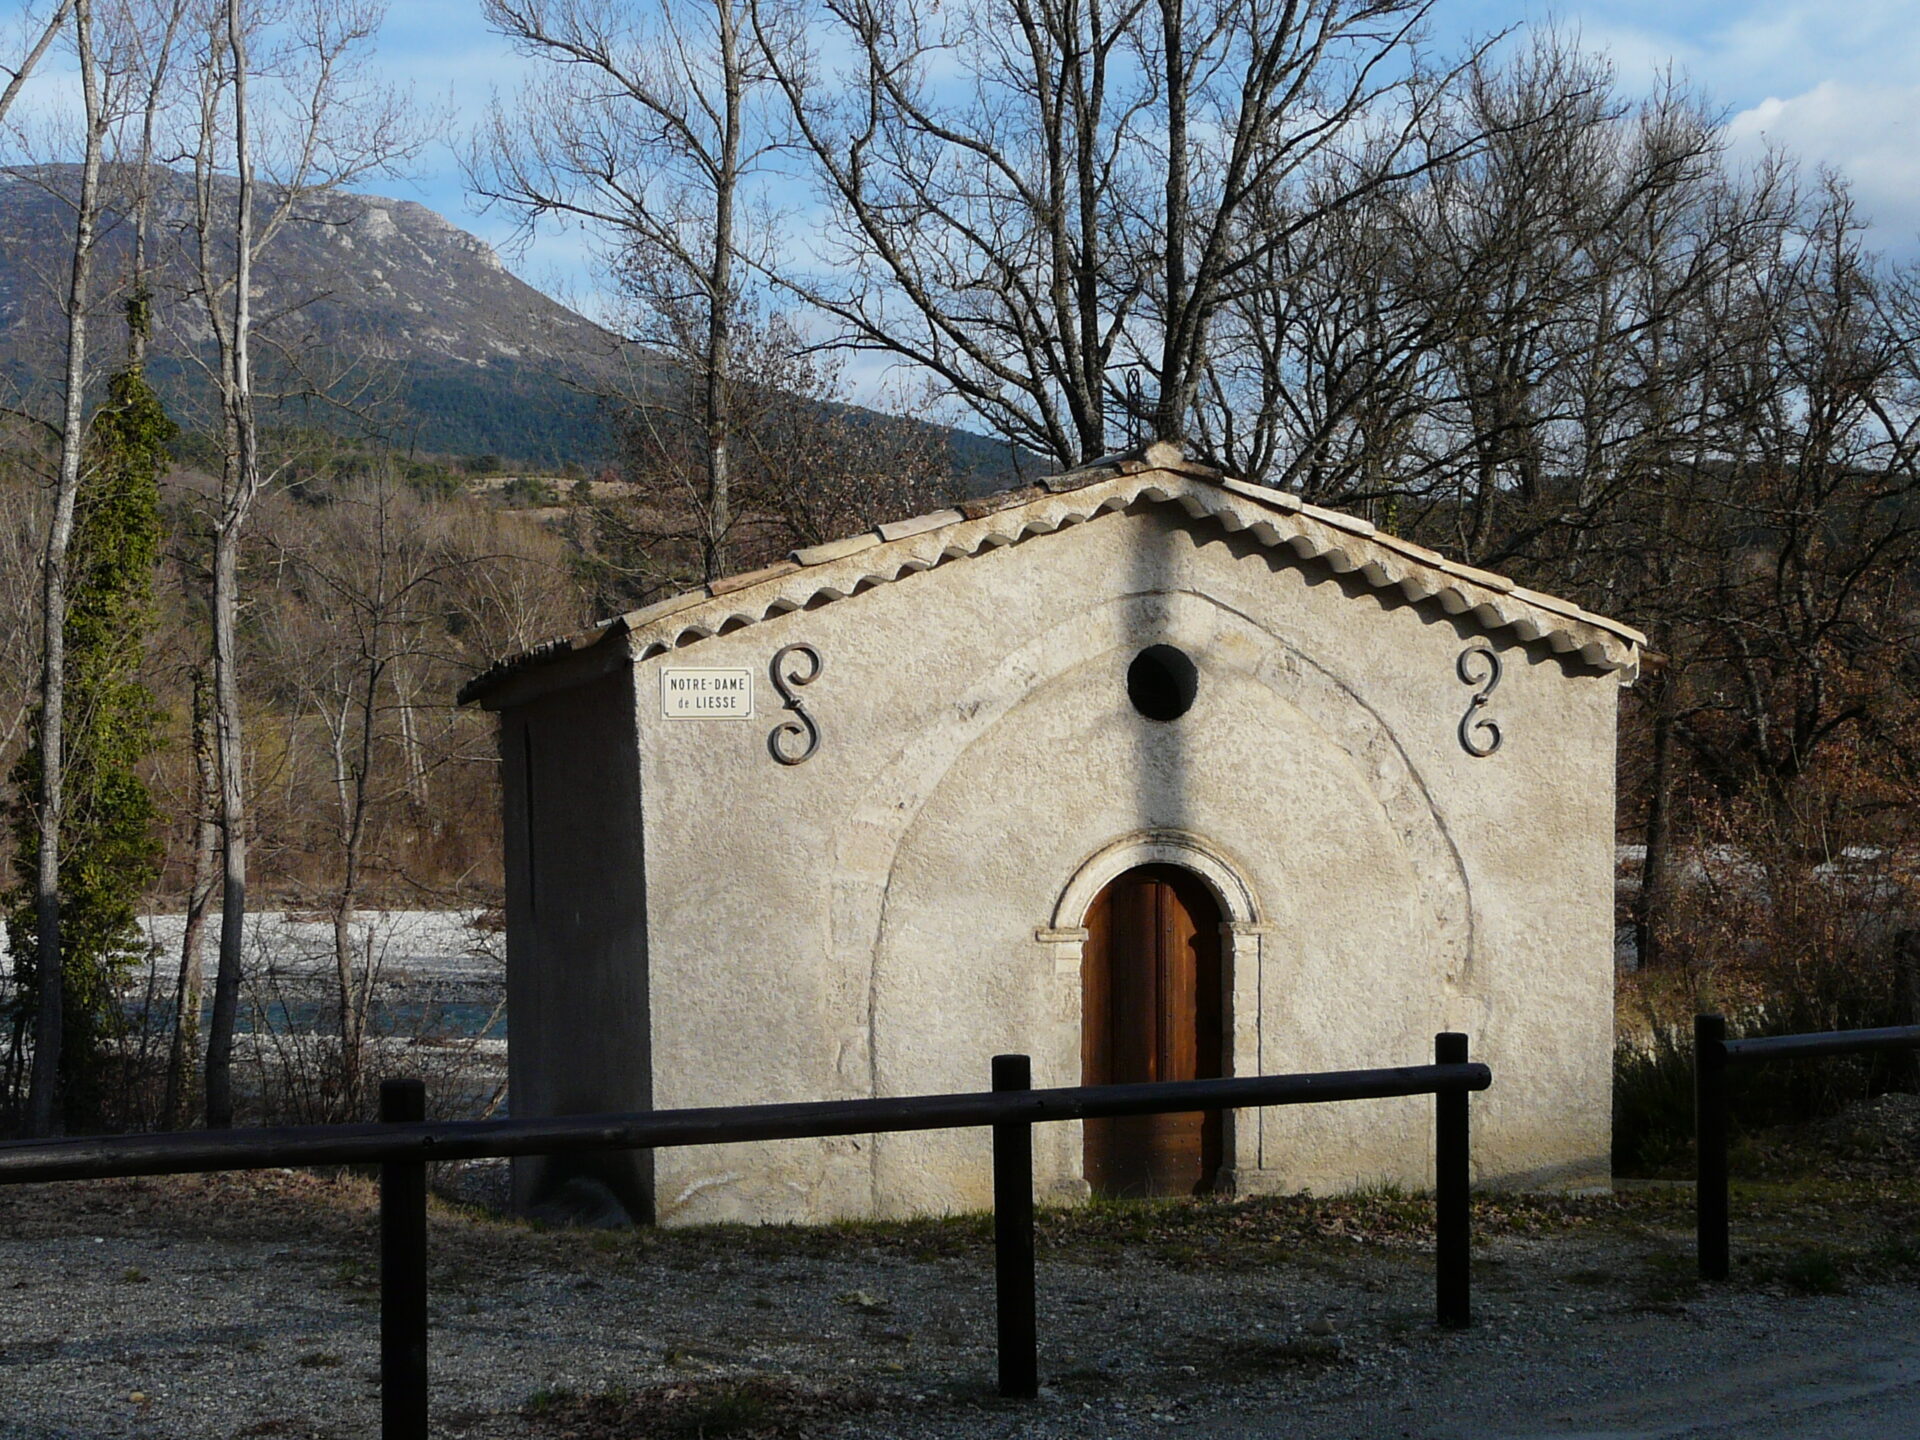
[710,560,801,596]
[619,590,712,627]
[876,509,964,542]
[1041,465,1119,492]
[1439,560,1515,593]
[793,533,882,566]
[959,486,1045,519]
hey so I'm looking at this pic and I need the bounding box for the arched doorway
[1081,864,1224,1196]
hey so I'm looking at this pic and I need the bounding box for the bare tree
[21,0,111,1135]
[579,310,952,609]
[1676,179,1920,818]
[177,0,411,1127]
[162,663,216,1123]
[756,0,1487,467]
[0,477,47,770]
[258,476,446,1114]
[0,2,76,132]
[472,0,798,584]
[231,476,586,1117]
[754,0,1146,464]
[434,500,587,669]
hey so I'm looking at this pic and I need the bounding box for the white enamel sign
[660,668,755,719]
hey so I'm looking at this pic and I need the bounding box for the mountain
[0,166,1025,482]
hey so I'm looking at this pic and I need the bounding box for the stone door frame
[1037,829,1273,1195]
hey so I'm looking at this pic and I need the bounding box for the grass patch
[1749,1247,1849,1295]
[524,1385,578,1416]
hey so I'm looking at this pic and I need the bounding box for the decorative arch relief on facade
[830,588,1478,1073]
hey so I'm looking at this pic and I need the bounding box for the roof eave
[459,464,1643,706]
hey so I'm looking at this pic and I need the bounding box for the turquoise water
[127,997,507,1039]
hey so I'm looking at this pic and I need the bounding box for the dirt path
[2,1171,1918,1439]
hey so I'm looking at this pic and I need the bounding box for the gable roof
[459,445,1644,707]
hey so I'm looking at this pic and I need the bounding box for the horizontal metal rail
[1722,1024,1920,1063]
[0,1047,1492,1435]
[1695,1013,1920,1279]
[0,1062,1490,1185]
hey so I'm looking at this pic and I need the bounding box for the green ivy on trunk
[6,365,171,1126]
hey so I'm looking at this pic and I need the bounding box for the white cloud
[1498,3,1920,255]
[1726,81,1920,252]
[1706,0,1920,93]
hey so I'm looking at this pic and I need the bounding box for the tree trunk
[204,526,248,1128]
[204,0,259,1130]
[701,2,744,583]
[331,687,376,1117]
[164,667,217,1127]
[1153,0,1189,445]
[25,0,103,1138]
[396,670,428,811]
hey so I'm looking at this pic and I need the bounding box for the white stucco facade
[464,452,1641,1225]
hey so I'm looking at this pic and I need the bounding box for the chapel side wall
[502,667,654,1220]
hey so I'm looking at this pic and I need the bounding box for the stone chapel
[460,442,1642,1225]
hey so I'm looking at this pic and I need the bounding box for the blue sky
[8,0,1919,318]
[398,0,1920,311]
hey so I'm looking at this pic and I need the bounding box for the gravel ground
[4,1161,1920,1440]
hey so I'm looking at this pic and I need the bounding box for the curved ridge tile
[461,466,1645,704]
[1323,546,1361,575]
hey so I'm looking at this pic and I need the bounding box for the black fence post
[1434,1032,1471,1329]
[992,1053,1038,1399]
[380,1079,429,1440]
[1695,1013,1730,1281]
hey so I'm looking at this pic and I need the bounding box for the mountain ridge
[0,165,1022,482]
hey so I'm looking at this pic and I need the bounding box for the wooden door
[1081,865,1223,1197]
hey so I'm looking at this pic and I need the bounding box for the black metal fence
[0,1035,1491,1438]
[1693,1013,1920,1278]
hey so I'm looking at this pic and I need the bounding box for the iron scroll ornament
[1456,645,1503,757]
[768,643,824,765]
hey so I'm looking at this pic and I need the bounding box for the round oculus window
[1128,644,1198,722]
